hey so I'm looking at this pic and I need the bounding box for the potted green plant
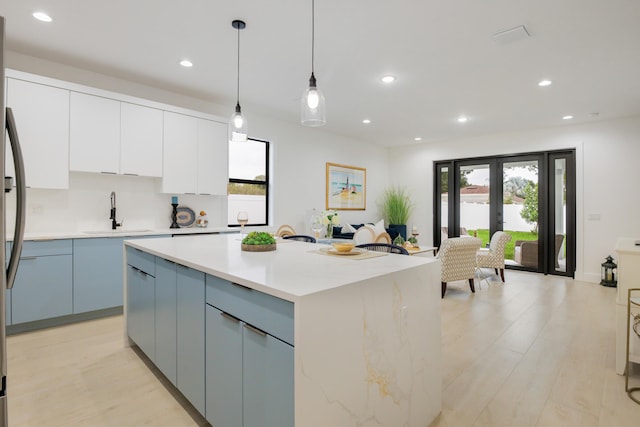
[381,186,413,240]
[241,231,277,252]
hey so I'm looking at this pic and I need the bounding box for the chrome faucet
[110,191,121,230]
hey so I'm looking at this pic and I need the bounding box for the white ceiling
[1,0,640,147]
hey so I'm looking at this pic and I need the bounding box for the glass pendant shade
[301,73,326,126]
[229,103,248,142]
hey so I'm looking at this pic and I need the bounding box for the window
[228,138,269,226]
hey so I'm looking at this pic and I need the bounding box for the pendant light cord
[236,25,241,104]
[311,0,315,74]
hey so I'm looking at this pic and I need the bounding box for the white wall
[388,116,640,282]
[5,51,389,235]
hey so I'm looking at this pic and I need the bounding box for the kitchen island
[124,234,442,427]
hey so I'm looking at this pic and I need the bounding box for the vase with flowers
[321,210,340,238]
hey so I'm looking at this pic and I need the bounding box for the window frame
[227,137,270,227]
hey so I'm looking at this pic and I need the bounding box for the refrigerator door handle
[5,107,26,290]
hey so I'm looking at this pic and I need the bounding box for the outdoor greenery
[469,229,538,260]
[381,186,413,225]
[228,175,267,196]
[520,182,539,232]
[440,170,470,193]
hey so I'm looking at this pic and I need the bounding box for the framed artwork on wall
[326,162,366,210]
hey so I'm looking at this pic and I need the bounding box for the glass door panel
[502,159,539,270]
[458,163,490,246]
[552,158,567,273]
[439,166,449,243]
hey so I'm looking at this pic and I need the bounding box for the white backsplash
[5,172,227,235]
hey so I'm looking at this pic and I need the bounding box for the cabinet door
[127,265,155,361]
[12,255,73,324]
[197,119,228,195]
[6,78,70,189]
[73,238,124,313]
[205,305,243,427]
[176,265,205,415]
[243,326,295,427]
[121,103,163,177]
[69,92,121,174]
[162,112,197,194]
[155,257,177,385]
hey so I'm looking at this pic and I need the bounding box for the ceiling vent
[492,25,530,45]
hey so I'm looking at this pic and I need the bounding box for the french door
[435,150,575,277]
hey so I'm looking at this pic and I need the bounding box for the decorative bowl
[332,242,355,253]
[241,243,276,252]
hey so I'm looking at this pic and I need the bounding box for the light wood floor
[5,270,640,426]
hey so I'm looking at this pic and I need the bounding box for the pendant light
[301,0,326,126]
[229,20,248,142]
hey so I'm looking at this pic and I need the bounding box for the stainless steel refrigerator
[0,15,27,427]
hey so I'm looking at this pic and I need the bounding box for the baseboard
[7,306,123,335]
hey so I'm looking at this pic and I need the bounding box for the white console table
[615,238,640,374]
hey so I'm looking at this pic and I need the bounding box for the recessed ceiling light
[414,137,422,141]
[32,12,52,22]
[562,115,573,120]
[179,59,193,67]
[538,79,552,87]
[380,75,396,84]
[362,119,371,124]
[457,116,468,123]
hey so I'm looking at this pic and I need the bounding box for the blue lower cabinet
[12,240,73,324]
[243,325,295,427]
[127,264,155,361]
[176,265,205,415]
[206,304,243,427]
[73,238,125,313]
[205,304,294,427]
[155,257,177,385]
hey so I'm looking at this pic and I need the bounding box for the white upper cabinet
[6,78,70,189]
[197,119,228,195]
[121,103,163,177]
[162,111,198,194]
[163,112,228,195]
[69,92,121,174]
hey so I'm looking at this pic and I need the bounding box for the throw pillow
[341,223,357,233]
[368,219,386,236]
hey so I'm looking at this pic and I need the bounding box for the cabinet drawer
[21,239,72,257]
[126,246,155,276]
[206,275,294,345]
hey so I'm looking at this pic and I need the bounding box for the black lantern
[600,255,617,287]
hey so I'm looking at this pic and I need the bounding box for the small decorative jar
[196,211,208,228]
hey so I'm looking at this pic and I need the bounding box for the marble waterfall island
[124,234,442,426]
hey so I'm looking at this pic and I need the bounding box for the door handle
[244,323,266,337]
[6,107,26,290]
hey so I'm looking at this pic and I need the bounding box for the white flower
[321,210,340,225]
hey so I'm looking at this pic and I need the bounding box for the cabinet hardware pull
[185,192,196,195]
[231,282,252,291]
[220,312,241,323]
[123,173,139,176]
[19,256,36,261]
[100,171,117,175]
[244,323,266,337]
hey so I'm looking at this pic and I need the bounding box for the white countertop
[16,226,237,241]
[615,237,640,254]
[125,234,436,302]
